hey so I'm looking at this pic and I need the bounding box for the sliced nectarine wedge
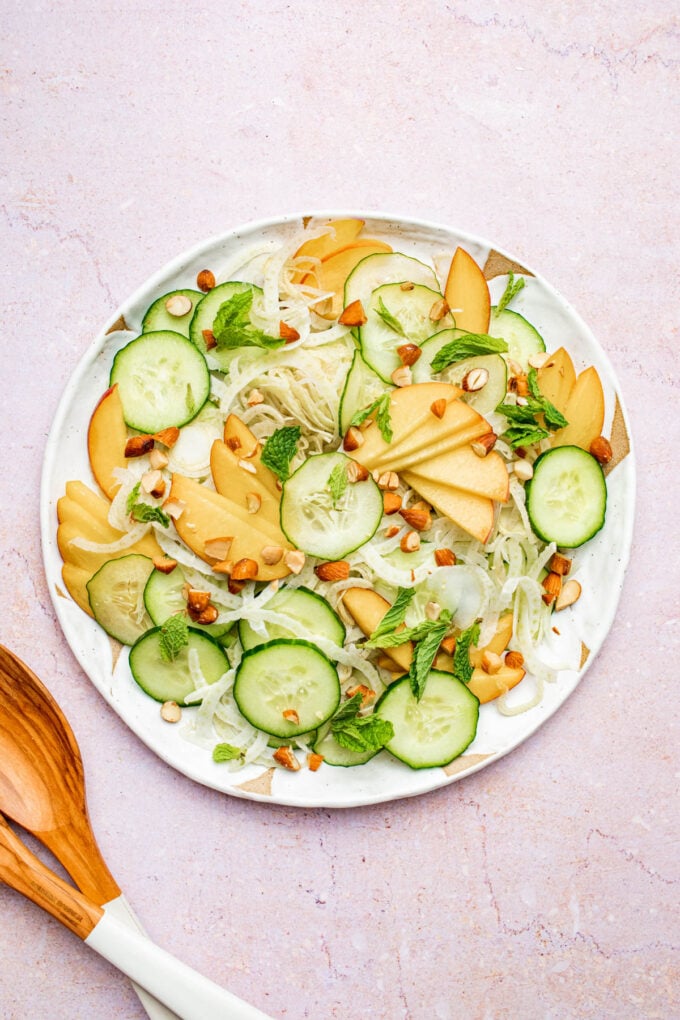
[407,446,509,503]
[294,219,365,263]
[87,385,129,500]
[399,473,496,544]
[210,439,282,526]
[444,247,491,333]
[303,241,393,320]
[536,346,576,414]
[340,587,413,672]
[552,366,605,451]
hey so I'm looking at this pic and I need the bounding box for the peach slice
[87,385,129,500]
[551,365,606,451]
[294,219,365,263]
[467,664,525,704]
[222,414,280,497]
[469,613,514,667]
[444,247,491,334]
[302,240,393,320]
[210,439,282,527]
[536,346,576,414]
[399,473,496,544]
[407,446,509,503]
[340,587,413,672]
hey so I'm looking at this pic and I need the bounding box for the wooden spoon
[0,810,270,1019]
[0,646,270,1020]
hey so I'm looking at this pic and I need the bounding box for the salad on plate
[53,216,621,782]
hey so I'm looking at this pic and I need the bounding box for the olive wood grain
[0,644,120,905]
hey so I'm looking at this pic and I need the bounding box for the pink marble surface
[1,3,678,1018]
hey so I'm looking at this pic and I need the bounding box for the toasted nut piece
[186,588,211,612]
[509,372,529,397]
[338,299,368,327]
[282,708,300,725]
[343,426,365,452]
[346,684,376,706]
[397,343,422,367]
[307,752,324,772]
[391,365,412,387]
[482,650,503,674]
[315,561,351,582]
[197,269,216,292]
[228,577,246,595]
[225,435,241,452]
[204,537,234,561]
[231,558,259,581]
[542,571,563,606]
[246,492,262,514]
[430,398,447,419]
[400,530,420,553]
[434,548,456,567]
[153,426,180,448]
[162,497,186,519]
[549,552,572,576]
[279,320,300,343]
[440,635,456,656]
[425,601,441,621]
[347,461,369,483]
[507,358,523,376]
[590,436,613,465]
[384,525,400,538]
[165,293,193,317]
[246,388,264,407]
[273,746,301,771]
[378,471,400,491]
[513,459,534,482]
[471,432,497,457]
[555,579,582,611]
[160,701,182,723]
[284,550,306,574]
[125,434,154,458]
[202,328,216,350]
[149,447,169,470]
[152,555,178,574]
[505,650,525,669]
[195,605,219,625]
[462,367,489,392]
[261,545,284,565]
[429,298,450,321]
[401,506,432,531]
[212,559,233,575]
[528,352,550,369]
[141,469,165,498]
[400,281,415,291]
[237,458,257,474]
[383,491,403,515]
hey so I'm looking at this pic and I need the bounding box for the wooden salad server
[0,645,271,1020]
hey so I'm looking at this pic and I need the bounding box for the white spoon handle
[104,896,180,1020]
[87,909,272,1020]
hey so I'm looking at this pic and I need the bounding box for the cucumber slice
[361,283,449,383]
[526,445,606,548]
[144,566,233,642]
[233,639,340,737]
[338,350,390,435]
[129,627,229,705]
[413,328,508,414]
[375,669,479,769]
[110,331,210,433]
[280,452,383,559]
[189,281,275,373]
[86,554,154,645]
[344,252,440,318]
[312,722,379,767]
[238,586,345,651]
[141,289,203,338]
[488,307,545,370]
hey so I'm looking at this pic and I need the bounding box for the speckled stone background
[1,2,678,1018]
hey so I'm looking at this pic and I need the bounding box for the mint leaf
[327,462,348,507]
[408,615,451,700]
[496,272,526,313]
[126,481,170,527]
[453,622,481,686]
[212,743,243,763]
[330,694,394,753]
[261,425,301,482]
[159,615,189,662]
[431,333,508,373]
[366,616,444,649]
[527,369,568,429]
[368,587,415,643]
[350,392,393,444]
[375,297,406,337]
[497,370,568,448]
[212,289,284,352]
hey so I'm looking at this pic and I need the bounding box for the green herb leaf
[527,369,568,429]
[159,615,189,662]
[496,272,526,313]
[350,392,393,444]
[126,481,170,527]
[330,694,394,753]
[327,462,348,508]
[375,296,406,337]
[431,333,508,373]
[261,425,301,482]
[368,587,415,643]
[453,621,481,686]
[408,615,451,700]
[212,289,285,352]
[212,743,243,763]
[496,370,568,448]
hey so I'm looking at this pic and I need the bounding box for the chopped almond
[186,588,211,612]
[505,650,524,669]
[194,605,219,625]
[141,469,166,499]
[246,492,262,514]
[549,552,572,576]
[152,555,178,574]
[347,461,369,483]
[284,550,306,574]
[346,684,376,706]
[161,701,182,723]
[429,298,450,321]
[307,752,324,772]
[434,548,456,567]
[153,427,180,448]
[542,571,563,606]
[204,537,234,561]
[202,328,217,350]
[430,398,447,419]
[555,579,582,611]
[280,320,300,343]
[165,294,193,317]
[261,545,284,565]
[471,432,497,457]
[590,436,613,465]
[400,506,431,531]
[273,746,301,771]
[124,434,154,458]
[228,577,246,595]
[343,426,365,452]
[377,471,399,491]
[396,343,422,367]
[315,561,351,582]
[282,708,300,725]
[231,558,259,581]
[384,525,400,538]
[197,269,216,292]
[383,491,402,515]
[440,635,456,656]
[400,530,420,553]
[149,447,169,470]
[391,365,412,387]
[338,299,367,327]
[482,650,503,674]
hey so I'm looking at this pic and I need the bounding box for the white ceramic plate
[41,212,635,808]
